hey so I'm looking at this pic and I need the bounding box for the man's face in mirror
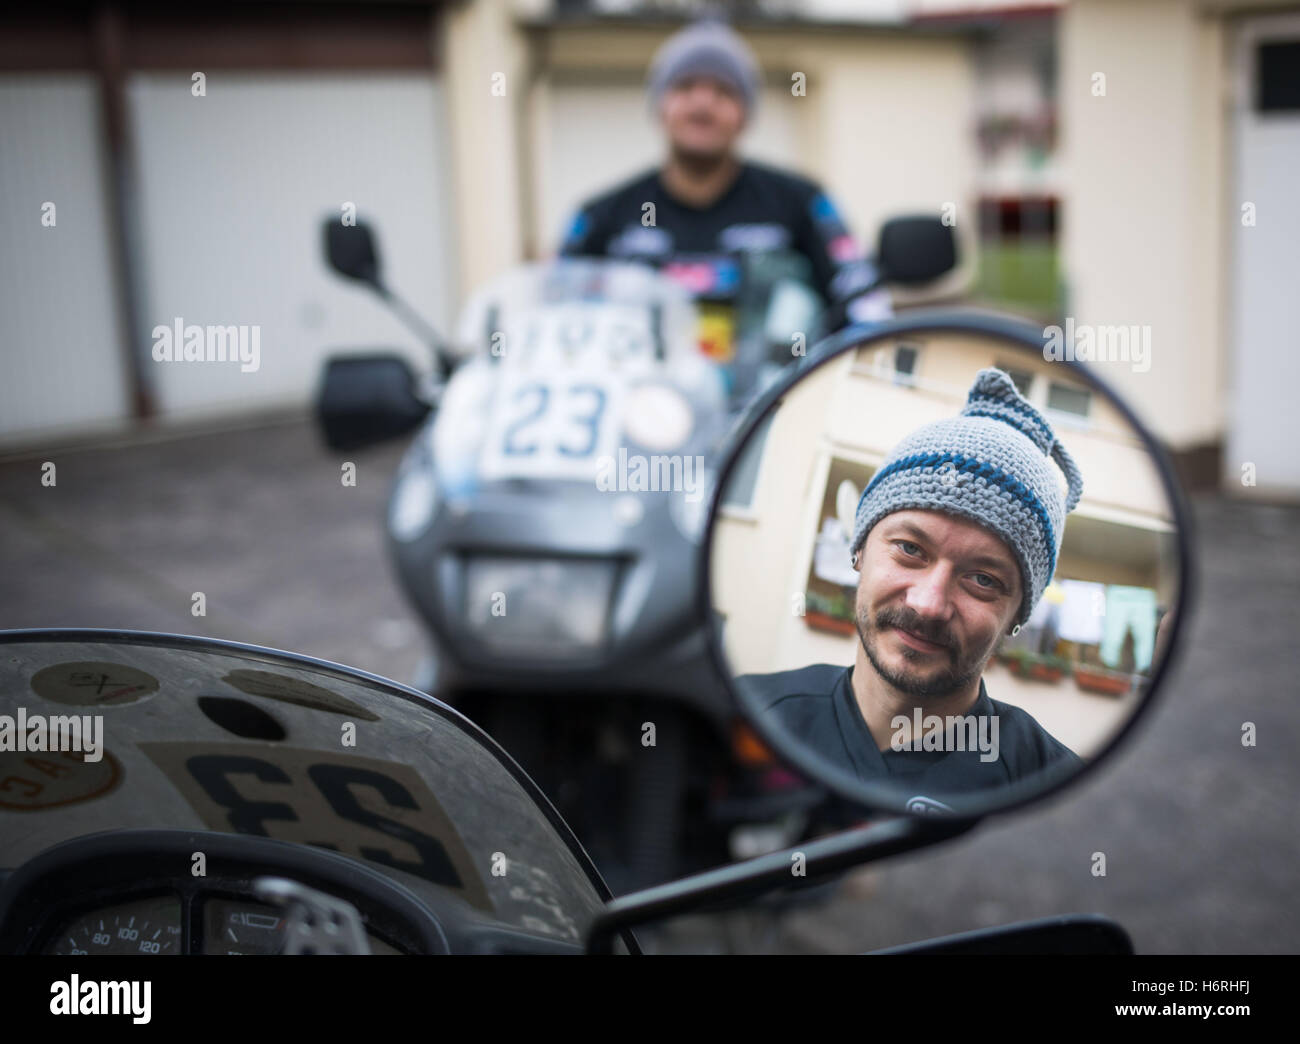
[855,509,1022,700]
[659,76,746,161]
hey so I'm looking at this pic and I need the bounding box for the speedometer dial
[44,895,182,955]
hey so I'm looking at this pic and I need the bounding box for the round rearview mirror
[703,313,1193,819]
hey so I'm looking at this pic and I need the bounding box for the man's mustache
[875,606,955,652]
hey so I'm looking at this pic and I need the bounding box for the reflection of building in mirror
[712,332,1181,805]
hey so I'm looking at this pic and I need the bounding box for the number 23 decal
[501,383,607,458]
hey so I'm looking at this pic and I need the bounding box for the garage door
[1228,13,1300,497]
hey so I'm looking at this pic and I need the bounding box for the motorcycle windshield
[453,257,701,364]
[0,631,608,943]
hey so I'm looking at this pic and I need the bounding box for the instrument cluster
[43,891,401,955]
[0,831,449,956]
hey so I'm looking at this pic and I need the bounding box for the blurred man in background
[560,18,889,394]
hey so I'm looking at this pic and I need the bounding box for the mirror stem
[371,281,455,380]
[585,814,977,954]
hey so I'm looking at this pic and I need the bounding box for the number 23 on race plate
[478,368,623,483]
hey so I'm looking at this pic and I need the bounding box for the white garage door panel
[1228,16,1300,496]
[0,75,129,441]
[129,72,454,418]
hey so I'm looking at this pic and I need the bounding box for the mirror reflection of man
[741,368,1085,809]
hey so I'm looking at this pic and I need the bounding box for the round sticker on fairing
[0,748,123,810]
[30,662,159,707]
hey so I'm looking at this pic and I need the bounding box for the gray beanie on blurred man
[647,19,760,115]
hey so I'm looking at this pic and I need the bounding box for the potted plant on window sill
[1028,653,1072,683]
[1074,664,1133,697]
[804,591,857,636]
[998,647,1032,676]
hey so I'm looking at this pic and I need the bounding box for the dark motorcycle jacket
[558,162,884,395]
[559,160,880,313]
[738,663,1082,811]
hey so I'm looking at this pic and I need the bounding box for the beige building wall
[792,32,976,276]
[1058,0,1228,449]
[443,0,529,292]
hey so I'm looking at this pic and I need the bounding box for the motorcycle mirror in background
[876,216,958,286]
[702,313,1193,820]
[323,218,382,286]
[315,354,430,451]
[319,216,456,379]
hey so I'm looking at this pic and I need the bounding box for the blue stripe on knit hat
[855,450,1059,579]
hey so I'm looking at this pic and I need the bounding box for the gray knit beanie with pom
[850,367,1084,627]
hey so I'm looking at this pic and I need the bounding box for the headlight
[670,467,713,543]
[623,382,693,452]
[462,557,616,658]
[389,449,438,543]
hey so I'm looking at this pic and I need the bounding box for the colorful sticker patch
[696,305,736,363]
[662,256,740,297]
[829,234,864,264]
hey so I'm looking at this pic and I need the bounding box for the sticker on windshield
[140,742,491,912]
[0,748,123,811]
[30,662,159,707]
[697,305,736,363]
[221,670,381,722]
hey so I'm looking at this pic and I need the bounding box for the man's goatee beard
[857,610,981,700]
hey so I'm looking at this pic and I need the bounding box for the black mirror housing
[876,215,958,285]
[323,219,381,285]
[315,353,430,451]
